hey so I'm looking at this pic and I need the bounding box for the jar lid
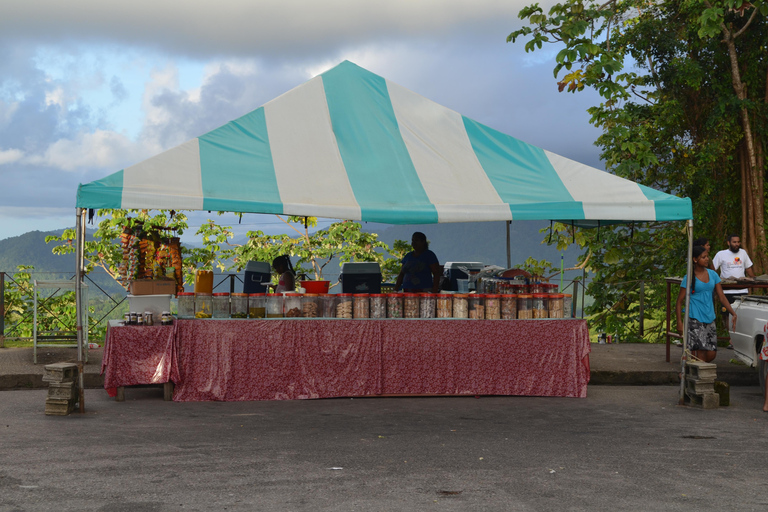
[453,294,469,298]
[247,293,265,297]
[485,294,502,298]
[178,292,195,296]
[369,294,387,297]
[213,292,229,296]
[549,293,566,298]
[420,293,438,298]
[502,293,518,298]
[403,293,421,297]
[195,292,212,296]
[232,293,249,297]
[470,294,485,298]
[353,293,369,297]
[517,294,532,298]
[304,293,319,297]
[337,293,354,297]
[283,292,302,296]
[532,293,549,298]
[386,293,403,297]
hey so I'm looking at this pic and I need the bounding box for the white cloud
[0,148,24,165]
[24,129,144,172]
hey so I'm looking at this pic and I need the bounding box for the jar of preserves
[229,293,248,318]
[403,293,420,319]
[543,283,559,294]
[532,293,548,319]
[436,294,452,318]
[266,293,284,318]
[517,294,533,319]
[161,311,173,326]
[336,294,354,318]
[177,292,195,319]
[212,293,230,318]
[194,293,212,318]
[548,293,565,318]
[563,294,573,318]
[370,294,387,319]
[452,294,469,319]
[320,294,336,318]
[469,294,485,319]
[485,294,501,320]
[511,284,526,295]
[353,294,370,318]
[387,293,403,319]
[420,293,436,318]
[283,293,303,317]
[302,294,320,317]
[501,294,517,320]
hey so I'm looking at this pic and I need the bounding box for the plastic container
[452,294,469,319]
[517,294,533,319]
[283,293,303,317]
[420,293,436,318]
[469,294,485,319]
[403,293,420,319]
[387,293,404,319]
[300,280,331,294]
[302,294,320,317]
[548,293,565,318]
[336,294,354,318]
[563,294,573,318]
[501,294,517,320]
[353,294,370,318]
[194,270,213,294]
[485,294,501,320]
[370,294,387,319]
[212,292,230,318]
[194,293,212,318]
[320,294,336,318]
[532,293,548,319]
[266,293,284,318]
[127,294,172,319]
[436,294,453,318]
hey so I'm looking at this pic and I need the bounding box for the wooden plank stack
[684,360,719,409]
[43,363,79,415]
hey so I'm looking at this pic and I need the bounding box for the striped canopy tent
[76,60,692,226]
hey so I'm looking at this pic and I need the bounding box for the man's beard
[729,246,739,253]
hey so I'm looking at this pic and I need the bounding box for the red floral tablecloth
[103,319,590,401]
[101,320,176,396]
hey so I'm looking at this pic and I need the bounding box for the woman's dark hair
[272,255,295,276]
[693,237,709,247]
[412,231,428,247]
[689,245,707,293]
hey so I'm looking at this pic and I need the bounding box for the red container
[300,280,330,293]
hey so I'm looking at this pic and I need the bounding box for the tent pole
[679,219,694,405]
[75,208,86,412]
[506,221,511,269]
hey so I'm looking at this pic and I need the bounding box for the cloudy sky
[0,0,603,242]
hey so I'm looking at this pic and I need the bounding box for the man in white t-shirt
[712,234,755,347]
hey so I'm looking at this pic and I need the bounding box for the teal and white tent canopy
[77,60,692,225]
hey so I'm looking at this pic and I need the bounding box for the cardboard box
[130,279,176,296]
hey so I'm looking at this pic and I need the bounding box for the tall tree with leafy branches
[508,0,767,341]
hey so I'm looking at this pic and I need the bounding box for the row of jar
[178,292,571,320]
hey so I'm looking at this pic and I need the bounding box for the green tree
[508,0,767,341]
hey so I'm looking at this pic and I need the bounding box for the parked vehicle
[730,296,768,391]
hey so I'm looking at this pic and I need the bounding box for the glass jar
[548,293,565,318]
[353,294,370,318]
[436,294,453,318]
[452,294,469,319]
[387,293,403,319]
[485,294,501,320]
[230,293,249,318]
[302,294,320,317]
[245,293,264,318]
[501,294,517,320]
[177,292,195,319]
[283,293,303,318]
[420,293,436,318]
[469,294,485,319]
[543,283,559,294]
[336,294,354,318]
[161,311,173,326]
[529,282,545,294]
[320,294,336,318]
[511,284,526,295]
[403,293,420,319]
[266,293,284,318]
[370,294,387,319]
[532,293,548,319]
[517,294,532,319]
[212,293,230,318]
[194,293,212,318]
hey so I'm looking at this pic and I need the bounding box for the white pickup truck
[730,295,768,390]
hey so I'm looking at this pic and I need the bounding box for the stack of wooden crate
[43,362,79,415]
[684,360,719,409]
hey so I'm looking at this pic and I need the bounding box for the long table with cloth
[102,319,591,401]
